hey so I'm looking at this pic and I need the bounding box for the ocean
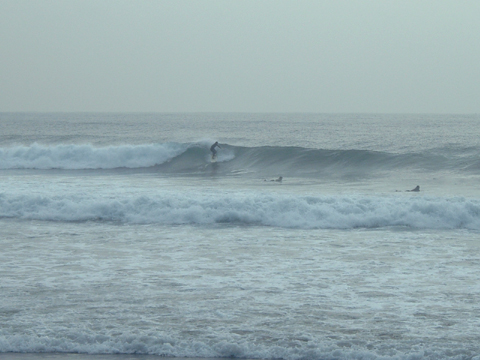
[1,113,480,360]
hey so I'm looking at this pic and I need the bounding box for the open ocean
[1,113,480,360]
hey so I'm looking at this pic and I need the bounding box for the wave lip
[1,192,479,230]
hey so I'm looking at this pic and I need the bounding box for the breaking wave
[0,143,480,176]
[0,332,473,360]
[0,143,188,170]
[1,191,479,230]
[1,142,479,177]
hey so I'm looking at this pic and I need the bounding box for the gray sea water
[1,113,480,360]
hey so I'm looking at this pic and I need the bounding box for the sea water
[1,113,480,360]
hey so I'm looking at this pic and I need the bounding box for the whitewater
[1,113,480,360]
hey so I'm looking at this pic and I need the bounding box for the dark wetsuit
[210,142,220,157]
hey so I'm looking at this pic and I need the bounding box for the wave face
[1,142,479,176]
[1,191,479,230]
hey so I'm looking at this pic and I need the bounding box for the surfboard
[211,156,217,163]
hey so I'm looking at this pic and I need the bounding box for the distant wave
[1,142,479,176]
[1,191,479,230]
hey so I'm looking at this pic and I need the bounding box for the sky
[0,0,479,113]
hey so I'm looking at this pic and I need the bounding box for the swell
[226,145,480,176]
[1,142,479,176]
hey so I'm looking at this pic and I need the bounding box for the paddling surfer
[406,185,420,192]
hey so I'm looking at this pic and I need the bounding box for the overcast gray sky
[1,0,479,113]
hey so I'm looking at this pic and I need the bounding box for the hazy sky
[1,0,479,113]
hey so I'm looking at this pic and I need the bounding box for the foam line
[1,192,479,230]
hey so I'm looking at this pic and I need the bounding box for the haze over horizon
[1,0,479,113]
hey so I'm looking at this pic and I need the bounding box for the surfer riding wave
[210,141,221,160]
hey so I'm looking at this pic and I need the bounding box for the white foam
[214,148,235,162]
[0,332,470,360]
[0,143,187,169]
[1,190,479,230]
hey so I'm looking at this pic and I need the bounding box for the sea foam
[1,191,479,230]
[0,332,463,360]
[0,143,187,169]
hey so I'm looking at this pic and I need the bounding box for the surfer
[395,185,420,192]
[210,141,221,159]
[406,185,420,192]
[264,176,283,182]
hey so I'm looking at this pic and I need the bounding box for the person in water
[263,176,282,182]
[210,141,221,158]
[396,185,420,192]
